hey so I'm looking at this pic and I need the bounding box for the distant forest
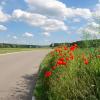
[0,39,100,48]
[0,43,49,48]
[50,39,100,48]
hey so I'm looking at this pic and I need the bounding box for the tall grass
[34,45,100,100]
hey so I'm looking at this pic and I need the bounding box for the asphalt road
[0,50,50,100]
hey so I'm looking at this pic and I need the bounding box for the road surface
[0,50,50,100]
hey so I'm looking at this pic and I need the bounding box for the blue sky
[0,0,100,45]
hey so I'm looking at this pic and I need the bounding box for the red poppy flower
[62,61,66,65]
[70,55,74,60]
[70,44,77,51]
[66,57,69,61]
[70,46,76,51]
[45,71,52,78]
[84,59,89,65]
[52,66,56,70]
[59,53,63,56]
[64,46,68,50]
[55,49,62,53]
[57,60,63,65]
[59,58,64,61]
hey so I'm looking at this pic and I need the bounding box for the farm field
[0,48,50,54]
[34,45,100,100]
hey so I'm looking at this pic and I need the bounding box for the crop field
[34,44,100,100]
[0,48,50,54]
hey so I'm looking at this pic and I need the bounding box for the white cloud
[78,21,100,35]
[11,0,93,37]
[42,19,67,32]
[1,1,6,6]
[12,9,46,26]
[0,8,10,22]
[83,28,99,35]
[12,9,68,33]
[42,32,50,37]
[93,1,100,19]
[73,18,80,23]
[91,22,99,28]
[78,1,100,36]
[73,8,92,19]
[25,0,67,19]
[0,25,7,31]
[24,32,34,37]
[25,0,92,19]
[13,36,17,39]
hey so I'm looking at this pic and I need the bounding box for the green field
[0,48,50,54]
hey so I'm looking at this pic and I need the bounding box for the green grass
[0,48,50,54]
[34,46,100,100]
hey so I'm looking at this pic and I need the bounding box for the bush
[34,44,100,100]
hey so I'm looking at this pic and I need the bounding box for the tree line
[0,39,100,48]
[50,39,100,48]
[0,43,49,48]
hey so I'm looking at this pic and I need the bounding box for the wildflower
[70,46,76,51]
[55,49,61,53]
[70,44,77,51]
[59,58,64,61]
[84,59,89,65]
[57,60,63,65]
[66,57,69,61]
[59,53,63,56]
[52,66,56,70]
[62,61,66,65]
[64,46,68,50]
[70,55,74,60]
[45,71,52,78]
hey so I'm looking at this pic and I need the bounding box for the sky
[0,0,100,45]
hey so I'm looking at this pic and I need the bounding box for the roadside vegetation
[50,39,100,48]
[34,44,100,100]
